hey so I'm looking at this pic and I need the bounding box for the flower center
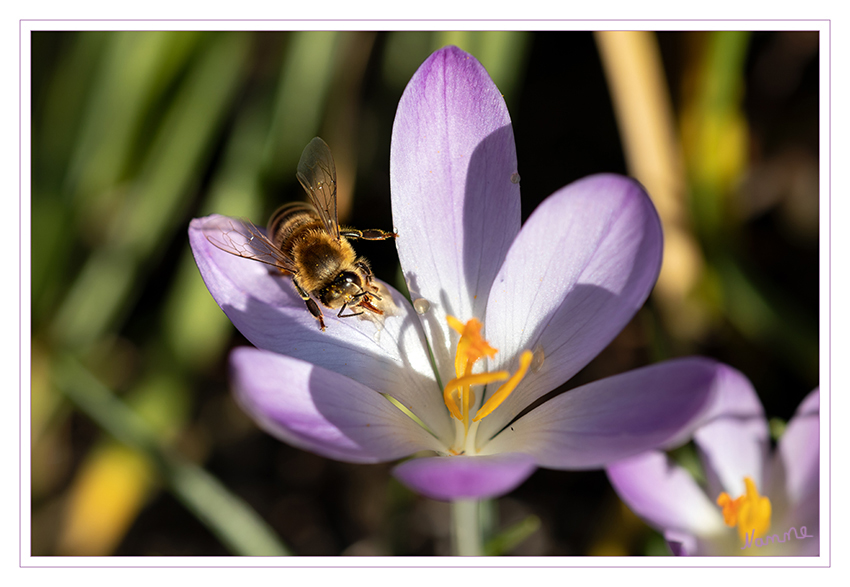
[442,316,533,454]
[716,477,772,542]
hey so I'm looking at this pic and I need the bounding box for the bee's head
[320,271,364,308]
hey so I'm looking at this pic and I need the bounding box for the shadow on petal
[462,123,522,320]
[479,175,664,438]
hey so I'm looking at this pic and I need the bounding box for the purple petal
[390,45,520,386]
[482,357,721,469]
[188,216,454,443]
[230,347,443,463]
[664,530,698,556]
[607,452,725,537]
[479,174,663,438]
[690,366,769,499]
[392,453,536,501]
[770,388,819,523]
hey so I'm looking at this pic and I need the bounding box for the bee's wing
[205,217,297,274]
[296,137,339,240]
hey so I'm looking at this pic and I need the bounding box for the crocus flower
[607,369,819,556]
[188,45,729,501]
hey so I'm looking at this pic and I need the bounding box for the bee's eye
[339,271,362,288]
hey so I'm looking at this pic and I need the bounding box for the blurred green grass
[29,30,819,556]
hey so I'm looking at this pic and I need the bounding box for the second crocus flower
[607,369,819,556]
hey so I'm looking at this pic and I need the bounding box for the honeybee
[207,137,397,331]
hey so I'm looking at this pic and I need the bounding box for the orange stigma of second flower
[716,476,772,542]
[442,316,533,431]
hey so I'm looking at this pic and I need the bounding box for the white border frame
[16,18,832,575]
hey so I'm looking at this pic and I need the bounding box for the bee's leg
[353,260,382,296]
[340,228,398,241]
[292,279,325,331]
[356,295,383,315]
[337,301,364,319]
[344,287,384,316]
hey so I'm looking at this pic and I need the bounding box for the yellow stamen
[454,336,471,382]
[443,372,507,420]
[446,314,466,333]
[716,476,772,542]
[474,350,534,421]
[442,316,533,434]
[442,382,463,421]
[462,378,470,425]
